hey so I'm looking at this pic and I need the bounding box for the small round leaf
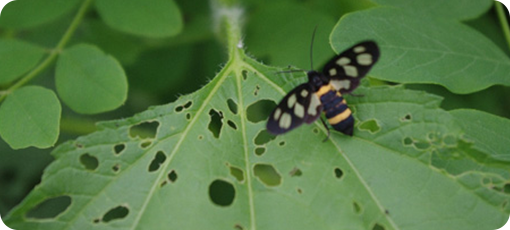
[0,39,46,84]
[95,0,183,38]
[0,86,61,149]
[56,44,128,114]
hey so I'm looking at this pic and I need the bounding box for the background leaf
[94,0,183,38]
[55,44,128,114]
[371,0,493,20]
[331,5,510,94]
[0,0,80,29]
[0,86,61,149]
[0,39,45,84]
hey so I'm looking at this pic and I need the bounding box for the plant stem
[0,0,93,103]
[495,2,510,52]
[211,0,245,60]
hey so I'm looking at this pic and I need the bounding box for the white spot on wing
[294,103,305,118]
[279,113,292,129]
[357,54,372,65]
[300,89,308,97]
[354,46,366,53]
[308,94,320,116]
[329,68,337,76]
[274,108,282,120]
[343,65,358,77]
[331,80,351,90]
[287,94,297,108]
[336,57,350,66]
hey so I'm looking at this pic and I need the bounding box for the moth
[266,41,380,138]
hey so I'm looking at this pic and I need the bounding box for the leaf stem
[495,2,510,52]
[211,0,245,60]
[0,0,93,103]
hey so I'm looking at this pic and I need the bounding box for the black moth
[266,41,380,137]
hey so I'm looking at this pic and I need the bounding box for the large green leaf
[0,86,61,149]
[331,5,510,94]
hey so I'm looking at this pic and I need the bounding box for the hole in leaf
[113,144,125,155]
[289,168,302,177]
[229,166,244,182]
[168,170,177,182]
[208,109,223,138]
[234,224,244,230]
[93,218,100,223]
[141,140,152,148]
[297,188,303,194]
[148,151,167,172]
[246,100,277,123]
[427,132,438,141]
[334,168,344,179]
[186,113,191,120]
[102,205,129,223]
[504,184,510,194]
[254,85,260,96]
[385,209,390,215]
[253,164,281,187]
[80,153,99,171]
[183,101,192,109]
[313,128,319,134]
[254,129,276,145]
[129,121,159,139]
[112,164,120,173]
[242,70,248,80]
[414,141,430,150]
[160,181,167,187]
[209,179,235,206]
[358,119,380,133]
[401,114,412,122]
[227,99,238,115]
[174,101,192,112]
[353,201,362,214]
[26,196,71,219]
[278,141,285,146]
[255,147,266,156]
[227,120,238,130]
[372,223,385,230]
[175,105,184,112]
[198,135,204,140]
[403,137,413,146]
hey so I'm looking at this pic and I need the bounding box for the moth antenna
[310,26,318,70]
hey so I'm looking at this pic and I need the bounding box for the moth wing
[322,41,380,93]
[266,84,321,135]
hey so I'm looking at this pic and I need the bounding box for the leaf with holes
[4,4,510,230]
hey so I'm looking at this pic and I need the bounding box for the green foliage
[94,0,183,38]
[0,86,61,149]
[0,40,45,84]
[331,3,510,93]
[55,44,127,114]
[1,0,510,229]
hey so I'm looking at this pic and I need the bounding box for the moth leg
[320,117,331,142]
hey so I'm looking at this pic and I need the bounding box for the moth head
[307,71,327,90]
